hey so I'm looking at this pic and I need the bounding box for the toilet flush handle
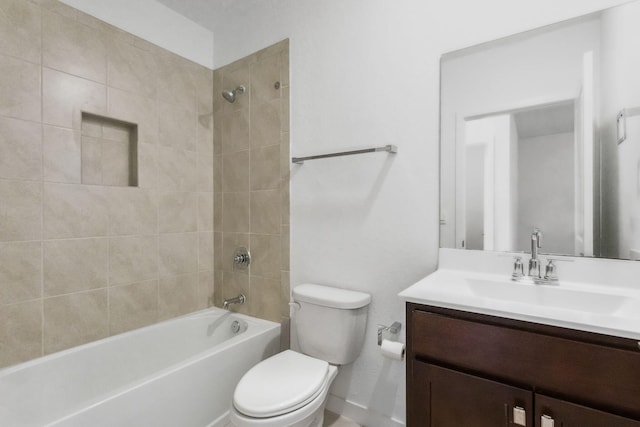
[289,302,301,317]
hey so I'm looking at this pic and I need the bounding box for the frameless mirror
[440,0,640,260]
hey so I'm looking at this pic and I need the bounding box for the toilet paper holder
[377,321,402,346]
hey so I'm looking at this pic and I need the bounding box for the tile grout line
[248,64,253,316]
[104,33,113,337]
[155,76,161,324]
[39,2,45,359]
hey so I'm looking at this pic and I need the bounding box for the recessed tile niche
[81,112,138,187]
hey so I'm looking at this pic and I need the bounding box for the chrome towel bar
[292,144,397,164]
[617,107,640,144]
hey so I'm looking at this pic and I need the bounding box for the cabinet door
[535,394,640,427]
[411,362,533,427]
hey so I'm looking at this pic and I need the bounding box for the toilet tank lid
[293,284,371,309]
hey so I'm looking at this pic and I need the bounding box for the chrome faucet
[511,256,524,280]
[223,294,246,310]
[529,229,543,278]
[511,229,558,284]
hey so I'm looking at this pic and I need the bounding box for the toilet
[229,284,371,427]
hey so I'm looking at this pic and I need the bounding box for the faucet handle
[532,229,542,248]
[544,260,558,282]
[511,256,524,280]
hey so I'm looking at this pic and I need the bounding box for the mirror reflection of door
[462,103,579,254]
[515,102,576,254]
[462,114,517,252]
[463,117,504,251]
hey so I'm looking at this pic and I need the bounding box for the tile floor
[224,410,360,427]
[323,411,361,426]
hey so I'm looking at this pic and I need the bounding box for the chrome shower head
[222,85,245,103]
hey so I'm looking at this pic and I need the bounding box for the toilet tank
[292,284,371,365]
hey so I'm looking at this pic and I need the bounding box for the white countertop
[399,268,640,340]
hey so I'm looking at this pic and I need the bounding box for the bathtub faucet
[223,294,246,310]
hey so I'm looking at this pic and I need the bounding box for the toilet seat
[230,362,339,427]
[233,350,330,418]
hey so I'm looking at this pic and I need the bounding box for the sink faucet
[223,294,246,310]
[529,229,542,278]
[511,229,558,284]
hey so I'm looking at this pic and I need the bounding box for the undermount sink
[399,250,640,340]
[465,278,629,315]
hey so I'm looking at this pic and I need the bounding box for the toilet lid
[233,350,330,418]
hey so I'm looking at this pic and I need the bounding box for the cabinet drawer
[411,309,640,418]
[535,394,640,427]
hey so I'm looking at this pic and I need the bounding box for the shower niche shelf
[81,112,138,187]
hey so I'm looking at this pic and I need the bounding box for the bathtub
[0,308,280,427]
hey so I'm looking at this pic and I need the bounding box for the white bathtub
[0,308,280,427]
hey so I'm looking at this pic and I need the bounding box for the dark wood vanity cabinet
[406,303,640,427]
[534,395,640,427]
[414,362,532,426]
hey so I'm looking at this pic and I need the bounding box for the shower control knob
[233,247,251,269]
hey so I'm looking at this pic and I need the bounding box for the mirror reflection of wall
[600,2,640,260]
[514,103,575,255]
[441,0,640,260]
[464,142,486,250]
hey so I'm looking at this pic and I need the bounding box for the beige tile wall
[213,41,290,327]
[0,0,214,369]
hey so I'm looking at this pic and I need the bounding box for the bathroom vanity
[400,250,640,427]
[405,302,640,426]
[416,0,640,423]
[420,0,640,423]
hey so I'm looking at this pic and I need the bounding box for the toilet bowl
[229,351,338,427]
[229,284,371,427]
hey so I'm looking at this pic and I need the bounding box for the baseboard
[325,394,405,427]
[207,411,229,427]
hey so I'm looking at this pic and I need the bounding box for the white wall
[209,1,629,425]
[56,0,633,425]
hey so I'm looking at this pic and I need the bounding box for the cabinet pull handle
[513,406,527,426]
[541,414,555,427]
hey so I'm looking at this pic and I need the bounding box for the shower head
[222,85,245,103]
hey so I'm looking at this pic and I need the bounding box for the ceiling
[513,102,575,139]
[155,0,218,30]
[155,0,262,33]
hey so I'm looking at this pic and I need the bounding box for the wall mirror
[440,0,640,260]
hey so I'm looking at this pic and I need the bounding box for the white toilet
[229,283,371,427]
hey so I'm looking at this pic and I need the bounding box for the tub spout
[223,294,246,310]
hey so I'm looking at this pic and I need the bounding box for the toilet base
[308,409,324,427]
[231,396,326,427]
[230,365,338,427]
